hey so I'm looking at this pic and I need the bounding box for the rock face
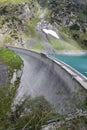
[38,0,87,5]
[47,0,87,27]
[0,3,31,22]
[73,0,87,4]
[0,64,8,87]
[0,1,38,46]
[38,0,87,48]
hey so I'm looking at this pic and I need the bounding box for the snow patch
[43,29,59,39]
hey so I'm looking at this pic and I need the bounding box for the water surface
[50,54,87,78]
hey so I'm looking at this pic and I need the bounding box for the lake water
[50,54,87,78]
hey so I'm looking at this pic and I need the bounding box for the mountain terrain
[0,0,87,130]
[0,0,87,50]
[0,0,39,47]
[38,0,87,49]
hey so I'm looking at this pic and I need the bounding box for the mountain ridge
[0,0,87,49]
[38,0,87,48]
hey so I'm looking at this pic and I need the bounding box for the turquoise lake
[50,54,87,78]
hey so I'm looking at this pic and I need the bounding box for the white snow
[43,29,59,39]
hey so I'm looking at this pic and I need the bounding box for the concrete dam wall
[7,46,87,114]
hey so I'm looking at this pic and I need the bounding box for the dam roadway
[8,46,87,115]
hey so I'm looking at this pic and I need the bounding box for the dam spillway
[8,46,87,115]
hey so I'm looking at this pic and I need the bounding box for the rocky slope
[0,0,39,47]
[73,0,87,4]
[0,0,87,49]
[38,0,87,5]
[38,0,87,48]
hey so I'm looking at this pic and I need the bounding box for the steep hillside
[73,0,87,4]
[37,0,87,6]
[0,0,87,50]
[38,0,87,49]
[0,0,39,47]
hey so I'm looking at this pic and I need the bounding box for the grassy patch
[0,48,23,129]
[48,30,82,50]
[59,30,82,50]
[48,35,64,50]
[25,19,39,38]
[0,84,16,120]
[0,48,23,70]
[29,34,43,50]
[60,26,87,49]
[24,4,39,38]
[0,95,54,129]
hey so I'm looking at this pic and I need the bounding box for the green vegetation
[0,48,58,130]
[43,0,87,49]
[24,11,39,38]
[56,94,87,130]
[0,93,55,130]
[48,31,81,50]
[29,34,43,50]
[79,97,87,111]
[29,40,43,50]
[59,26,87,49]
[0,47,24,129]
[0,48,23,84]
[3,36,12,44]
[0,84,16,129]
[0,0,35,4]
[13,96,52,129]
[48,35,64,50]
[56,116,87,130]
[0,48,23,70]
[70,29,87,49]
[59,31,82,50]
[0,0,40,46]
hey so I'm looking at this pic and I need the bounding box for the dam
[7,46,87,115]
